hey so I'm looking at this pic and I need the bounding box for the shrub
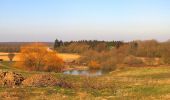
[80,49,126,71]
[101,57,117,71]
[44,52,64,72]
[79,50,99,63]
[88,60,101,69]
[123,55,144,66]
[17,43,64,72]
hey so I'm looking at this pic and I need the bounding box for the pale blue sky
[0,0,170,42]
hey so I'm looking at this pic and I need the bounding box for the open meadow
[1,61,170,99]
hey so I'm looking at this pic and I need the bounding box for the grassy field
[0,52,80,62]
[1,61,170,99]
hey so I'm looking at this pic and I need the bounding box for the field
[1,52,170,99]
[1,61,170,99]
[0,52,80,62]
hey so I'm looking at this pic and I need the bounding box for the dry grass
[1,52,170,99]
[137,57,161,66]
[0,52,80,62]
[1,62,170,99]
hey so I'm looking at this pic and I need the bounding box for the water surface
[63,69,104,76]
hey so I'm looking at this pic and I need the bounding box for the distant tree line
[54,38,170,70]
[0,42,54,52]
[0,42,20,52]
[54,39,124,53]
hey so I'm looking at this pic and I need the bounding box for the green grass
[1,62,170,99]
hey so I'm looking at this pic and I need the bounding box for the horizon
[0,38,169,43]
[0,0,170,42]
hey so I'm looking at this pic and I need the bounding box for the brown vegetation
[62,39,170,71]
[1,39,170,72]
[16,43,64,72]
[0,71,24,87]
[22,74,58,87]
[123,55,144,66]
[43,52,64,72]
[79,49,121,71]
[88,60,101,69]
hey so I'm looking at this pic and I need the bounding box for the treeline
[54,39,124,53]
[127,40,170,58]
[0,42,54,52]
[54,39,170,70]
[54,39,170,58]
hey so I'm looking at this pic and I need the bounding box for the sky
[0,0,170,42]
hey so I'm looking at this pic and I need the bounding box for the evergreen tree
[54,39,60,48]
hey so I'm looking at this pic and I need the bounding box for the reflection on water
[63,70,104,76]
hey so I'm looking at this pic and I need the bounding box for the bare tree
[8,53,15,62]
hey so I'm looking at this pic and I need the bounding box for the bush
[80,49,126,71]
[88,60,101,69]
[17,43,64,72]
[123,55,144,66]
[79,50,99,63]
[101,57,117,71]
[44,52,64,72]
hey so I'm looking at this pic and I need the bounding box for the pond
[63,69,108,76]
